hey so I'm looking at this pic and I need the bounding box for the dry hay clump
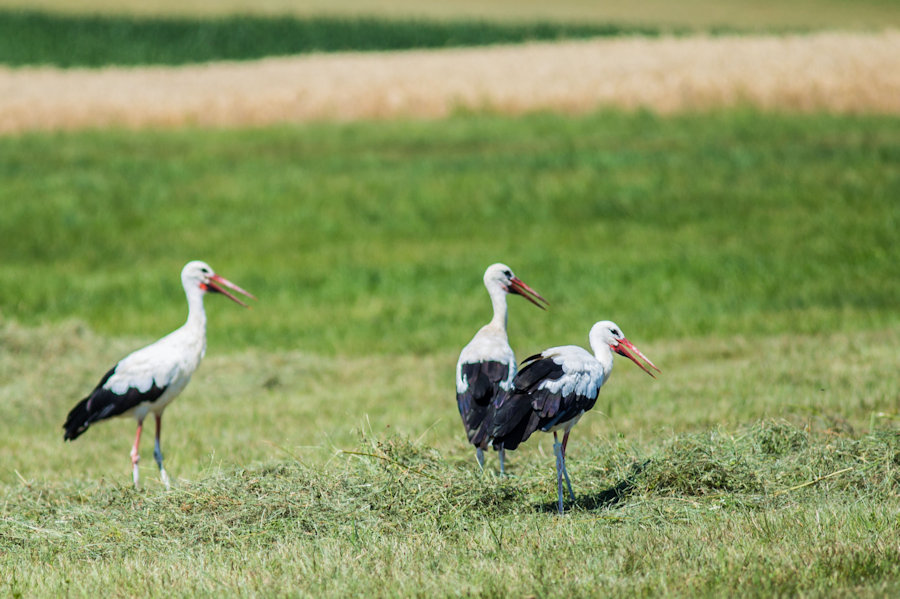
[1,30,899,135]
[633,419,900,500]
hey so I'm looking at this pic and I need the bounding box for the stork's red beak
[613,338,659,378]
[507,277,549,310]
[205,274,257,307]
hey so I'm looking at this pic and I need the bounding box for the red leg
[130,420,143,488]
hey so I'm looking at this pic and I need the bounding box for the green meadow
[4,0,900,29]
[3,0,900,68]
[1,109,899,596]
[2,111,898,352]
[0,10,661,67]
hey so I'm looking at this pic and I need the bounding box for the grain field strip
[2,31,899,134]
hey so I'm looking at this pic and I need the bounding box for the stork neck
[590,339,615,374]
[183,284,208,332]
[487,285,509,331]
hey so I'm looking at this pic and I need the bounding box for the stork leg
[475,447,485,470]
[553,432,565,514]
[153,413,170,490]
[130,420,143,489]
[561,430,576,501]
[499,446,506,476]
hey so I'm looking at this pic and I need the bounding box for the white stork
[456,263,547,473]
[482,320,658,513]
[63,260,255,489]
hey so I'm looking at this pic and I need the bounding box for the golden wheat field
[1,30,899,134]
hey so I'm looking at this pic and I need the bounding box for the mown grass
[3,389,899,596]
[0,10,662,67]
[1,110,898,595]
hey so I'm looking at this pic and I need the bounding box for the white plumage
[486,320,658,513]
[535,345,609,401]
[103,324,205,415]
[455,328,516,396]
[63,260,255,489]
[455,263,547,473]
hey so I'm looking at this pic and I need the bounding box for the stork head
[181,260,256,307]
[483,263,548,310]
[589,320,659,377]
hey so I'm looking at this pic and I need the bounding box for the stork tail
[63,397,92,441]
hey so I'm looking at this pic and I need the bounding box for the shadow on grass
[533,460,649,514]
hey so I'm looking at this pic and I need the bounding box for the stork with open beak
[63,260,256,489]
[455,263,547,473]
[482,320,658,513]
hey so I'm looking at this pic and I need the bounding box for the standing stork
[455,263,547,473]
[483,320,658,513]
[63,260,255,489]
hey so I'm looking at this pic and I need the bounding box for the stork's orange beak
[614,338,659,378]
[508,276,549,310]
[205,274,256,307]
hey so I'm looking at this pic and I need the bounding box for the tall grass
[0,10,662,67]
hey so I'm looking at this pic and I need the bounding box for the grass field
[1,110,899,595]
[2,111,897,352]
[0,10,661,67]
[3,0,899,29]
[2,1,900,68]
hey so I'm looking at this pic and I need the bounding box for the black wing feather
[513,356,565,395]
[456,361,510,447]
[63,366,166,441]
[479,388,534,451]
[486,355,564,449]
[487,354,598,450]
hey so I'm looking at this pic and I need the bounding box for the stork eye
[504,270,512,278]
